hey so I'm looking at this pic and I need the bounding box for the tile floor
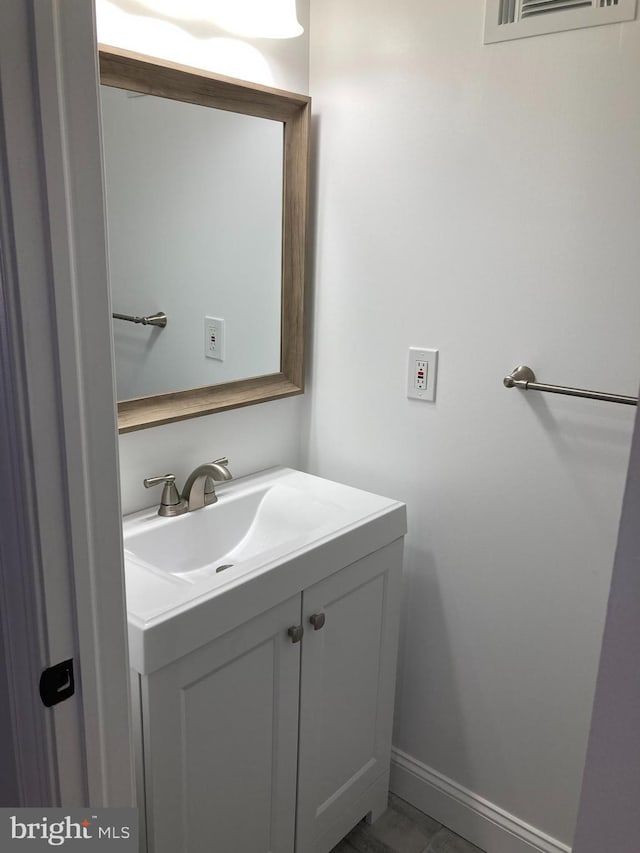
[330,794,486,853]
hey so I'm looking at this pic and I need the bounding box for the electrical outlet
[407,347,438,401]
[205,316,225,361]
[415,360,428,390]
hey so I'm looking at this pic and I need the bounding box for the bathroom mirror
[99,46,310,433]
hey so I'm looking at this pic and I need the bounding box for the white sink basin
[123,467,406,674]
[124,478,345,584]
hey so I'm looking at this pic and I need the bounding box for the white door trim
[0,163,58,805]
[0,0,134,806]
[572,400,640,852]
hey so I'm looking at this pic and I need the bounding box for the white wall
[95,0,310,514]
[96,0,309,91]
[307,2,640,849]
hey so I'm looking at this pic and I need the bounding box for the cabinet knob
[287,625,304,644]
[309,613,326,631]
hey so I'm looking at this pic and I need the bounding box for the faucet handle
[211,457,229,466]
[143,474,188,517]
[144,473,176,488]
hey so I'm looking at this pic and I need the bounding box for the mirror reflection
[101,86,284,401]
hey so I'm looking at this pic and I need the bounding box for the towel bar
[112,311,167,328]
[503,365,637,407]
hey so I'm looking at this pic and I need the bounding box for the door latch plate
[39,658,75,707]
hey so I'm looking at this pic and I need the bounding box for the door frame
[0,0,133,806]
[572,401,640,851]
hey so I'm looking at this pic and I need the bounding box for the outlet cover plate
[205,316,225,361]
[407,347,438,401]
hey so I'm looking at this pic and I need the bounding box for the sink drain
[215,563,234,574]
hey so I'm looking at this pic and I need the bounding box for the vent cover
[521,0,593,17]
[485,0,636,42]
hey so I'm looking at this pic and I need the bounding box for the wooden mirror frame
[99,46,310,434]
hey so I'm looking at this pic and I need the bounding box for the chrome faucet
[144,457,232,516]
[181,457,233,511]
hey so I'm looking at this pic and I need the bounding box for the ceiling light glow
[97,1,275,83]
[135,0,304,39]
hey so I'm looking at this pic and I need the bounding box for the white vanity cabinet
[135,596,301,853]
[132,539,403,853]
[296,541,402,853]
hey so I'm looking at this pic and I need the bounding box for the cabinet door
[296,541,403,853]
[142,595,302,853]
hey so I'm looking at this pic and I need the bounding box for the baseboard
[390,748,571,853]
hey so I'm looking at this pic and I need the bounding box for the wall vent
[485,0,636,42]
[521,0,593,18]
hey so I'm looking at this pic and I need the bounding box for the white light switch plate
[407,347,438,401]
